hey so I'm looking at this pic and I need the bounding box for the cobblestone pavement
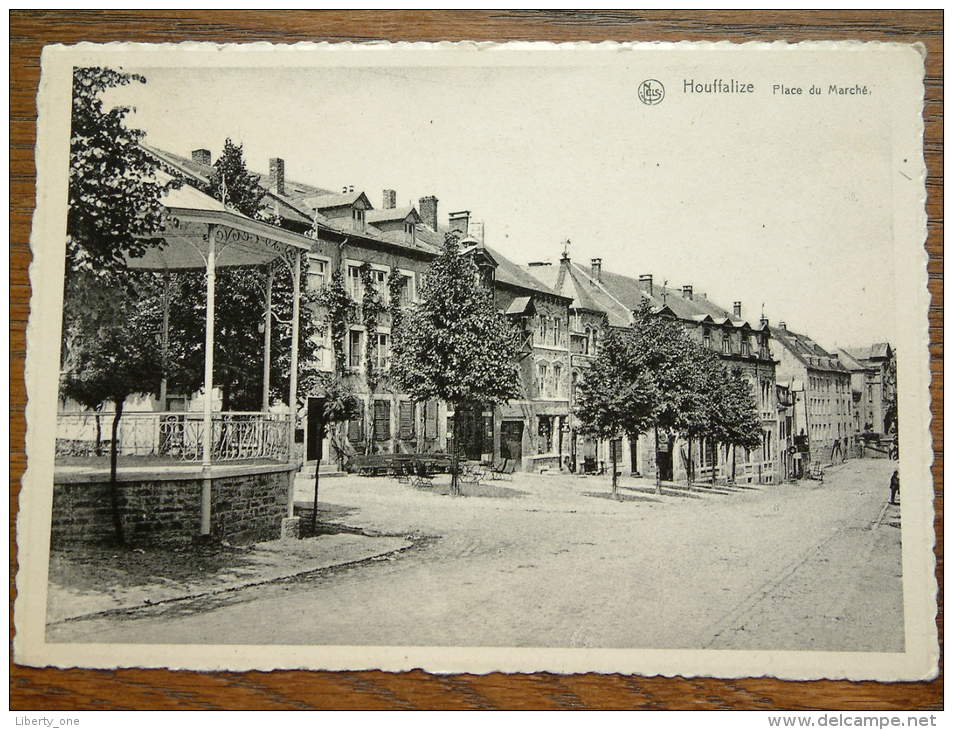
[48,459,903,651]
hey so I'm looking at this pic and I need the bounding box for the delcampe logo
[638,79,665,105]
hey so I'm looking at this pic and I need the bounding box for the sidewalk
[46,530,412,624]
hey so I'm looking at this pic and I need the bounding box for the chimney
[192,148,211,166]
[778,321,787,331]
[449,210,470,236]
[733,301,742,318]
[639,274,653,295]
[269,157,285,196]
[382,189,397,209]
[591,258,602,282]
[419,196,438,231]
[682,284,693,300]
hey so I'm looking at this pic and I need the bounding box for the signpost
[306,396,327,535]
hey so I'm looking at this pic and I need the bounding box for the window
[347,264,363,301]
[348,330,362,368]
[554,317,562,346]
[722,333,731,354]
[583,327,591,355]
[591,328,598,354]
[395,272,414,305]
[375,332,390,370]
[537,363,549,397]
[398,401,415,440]
[372,269,388,305]
[352,207,365,229]
[741,335,751,356]
[307,257,328,291]
[404,221,415,236]
[373,400,391,441]
[347,401,364,443]
[553,363,562,397]
[703,327,712,349]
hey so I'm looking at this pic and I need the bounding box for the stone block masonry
[51,464,298,547]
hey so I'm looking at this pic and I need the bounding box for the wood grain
[10,10,943,710]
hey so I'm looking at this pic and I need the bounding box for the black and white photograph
[15,41,936,680]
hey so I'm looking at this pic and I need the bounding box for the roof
[299,191,369,211]
[843,343,892,362]
[836,348,872,372]
[366,206,420,224]
[771,325,847,373]
[158,171,235,214]
[521,260,627,325]
[483,245,566,299]
[142,144,335,200]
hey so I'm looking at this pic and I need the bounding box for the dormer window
[703,327,712,349]
[741,335,751,356]
[722,332,731,354]
[404,221,415,236]
[352,207,365,230]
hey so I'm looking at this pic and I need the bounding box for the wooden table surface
[9,10,943,710]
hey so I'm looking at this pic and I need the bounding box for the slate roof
[843,343,892,362]
[483,245,565,298]
[771,325,847,373]
[299,191,369,211]
[521,261,627,325]
[835,348,872,372]
[366,206,419,224]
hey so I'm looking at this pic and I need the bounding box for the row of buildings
[141,145,896,483]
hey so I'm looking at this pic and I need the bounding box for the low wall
[52,463,298,547]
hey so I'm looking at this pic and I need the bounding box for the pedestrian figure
[889,469,900,505]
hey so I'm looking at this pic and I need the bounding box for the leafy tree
[575,319,659,497]
[390,233,522,494]
[628,300,703,490]
[60,272,164,544]
[67,66,178,275]
[204,138,265,218]
[711,367,762,482]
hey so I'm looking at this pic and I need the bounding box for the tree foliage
[204,138,265,218]
[575,319,661,493]
[67,67,178,276]
[390,233,522,492]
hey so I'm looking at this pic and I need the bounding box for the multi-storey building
[525,253,780,483]
[836,344,895,436]
[147,147,573,471]
[769,323,853,466]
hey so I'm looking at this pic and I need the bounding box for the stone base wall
[52,467,293,547]
[210,471,289,545]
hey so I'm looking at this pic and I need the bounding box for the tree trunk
[654,426,662,494]
[687,436,693,489]
[711,439,717,486]
[611,439,619,499]
[450,408,461,496]
[731,444,737,483]
[94,412,102,457]
[109,398,125,545]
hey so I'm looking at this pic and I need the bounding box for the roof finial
[562,238,571,259]
[662,279,668,305]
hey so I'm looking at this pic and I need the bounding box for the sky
[108,55,901,351]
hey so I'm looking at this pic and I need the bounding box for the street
[48,458,903,652]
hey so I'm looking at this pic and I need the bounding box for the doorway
[500,420,524,465]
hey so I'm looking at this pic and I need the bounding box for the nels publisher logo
[638,79,665,105]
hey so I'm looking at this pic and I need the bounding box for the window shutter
[348,401,364,443]
[425,401,438,439]
[399,402,414,440]
[374,400,391,441]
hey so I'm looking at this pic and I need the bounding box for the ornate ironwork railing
[55,411,292,463]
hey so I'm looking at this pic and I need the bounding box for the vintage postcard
[15,41,936,680]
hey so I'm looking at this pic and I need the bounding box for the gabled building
[769,322,853,466]
[837,343,895,436]
[525,253,780,483]
[147,145,575,471]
